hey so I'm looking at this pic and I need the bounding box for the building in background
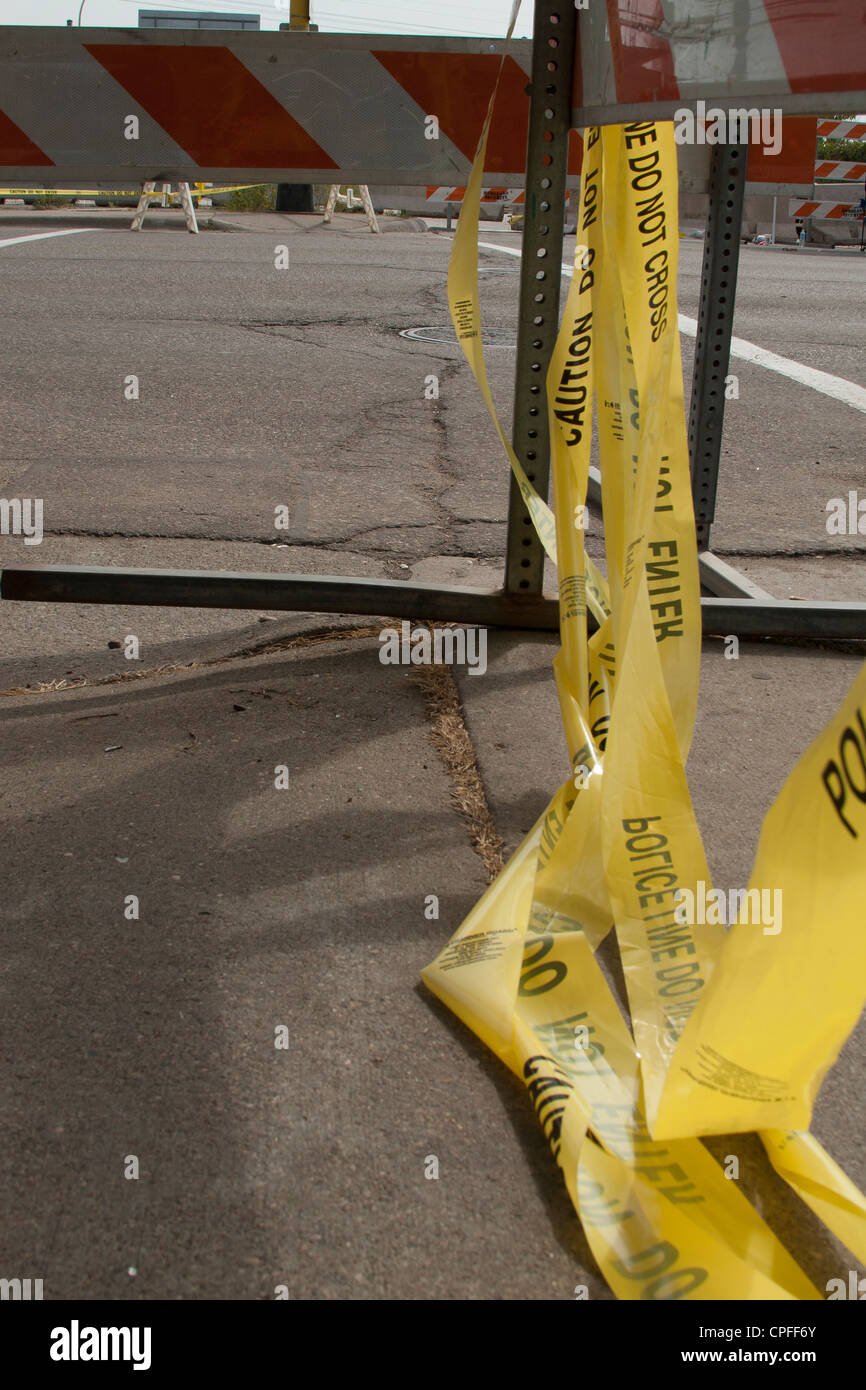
[138,10,261,29]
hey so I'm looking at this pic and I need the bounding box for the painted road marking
[678,315,866,415]
[477,239,866,415]
[0,228,96,248]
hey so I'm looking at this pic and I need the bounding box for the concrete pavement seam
[409,657,506,883]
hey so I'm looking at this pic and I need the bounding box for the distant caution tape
[0,185,256,198]
[0,188,149,197]
[424,63,866,1295]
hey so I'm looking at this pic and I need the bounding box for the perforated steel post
[503,0,575,596]
[688,141,747,550]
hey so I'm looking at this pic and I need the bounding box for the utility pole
[276,0,317,213]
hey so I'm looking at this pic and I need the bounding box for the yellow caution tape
[0,186,255,199]
[142,185,259,199]
[0,188,148,198]
[657,654,866,1141]
[423,99,866,1297]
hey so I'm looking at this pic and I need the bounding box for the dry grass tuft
[409,660,505,883]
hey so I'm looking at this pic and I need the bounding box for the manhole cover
[399,325,516,347]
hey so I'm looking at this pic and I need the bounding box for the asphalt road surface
[1,208,864,1303]
[0,210,863,576]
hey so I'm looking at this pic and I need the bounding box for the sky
[0,0,534,36]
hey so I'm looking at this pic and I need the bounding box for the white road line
[677,315,866,415]
[0,228,95,248]
[477,239,866,415]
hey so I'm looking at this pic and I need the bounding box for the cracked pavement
[0,211,530,577]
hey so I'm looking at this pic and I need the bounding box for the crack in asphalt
[716,546,866,557]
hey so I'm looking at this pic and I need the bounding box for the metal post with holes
[687,141,747,550]
[503,0,575,597]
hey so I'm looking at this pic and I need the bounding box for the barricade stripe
[86,44,339,169]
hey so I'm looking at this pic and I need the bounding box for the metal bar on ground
[503,0,575,596]
[0,566,559,631]
[4,567,866,640]
[700,599,866,640]
[698,551,775,601]
[688,141,747,549]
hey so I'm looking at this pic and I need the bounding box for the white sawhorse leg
[358,184,380,234]
[323,184,340,223]
[177,181,199,234]
[131,180,198,233]
[323,184,379,232]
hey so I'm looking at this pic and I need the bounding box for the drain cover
[399,325,516,347]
